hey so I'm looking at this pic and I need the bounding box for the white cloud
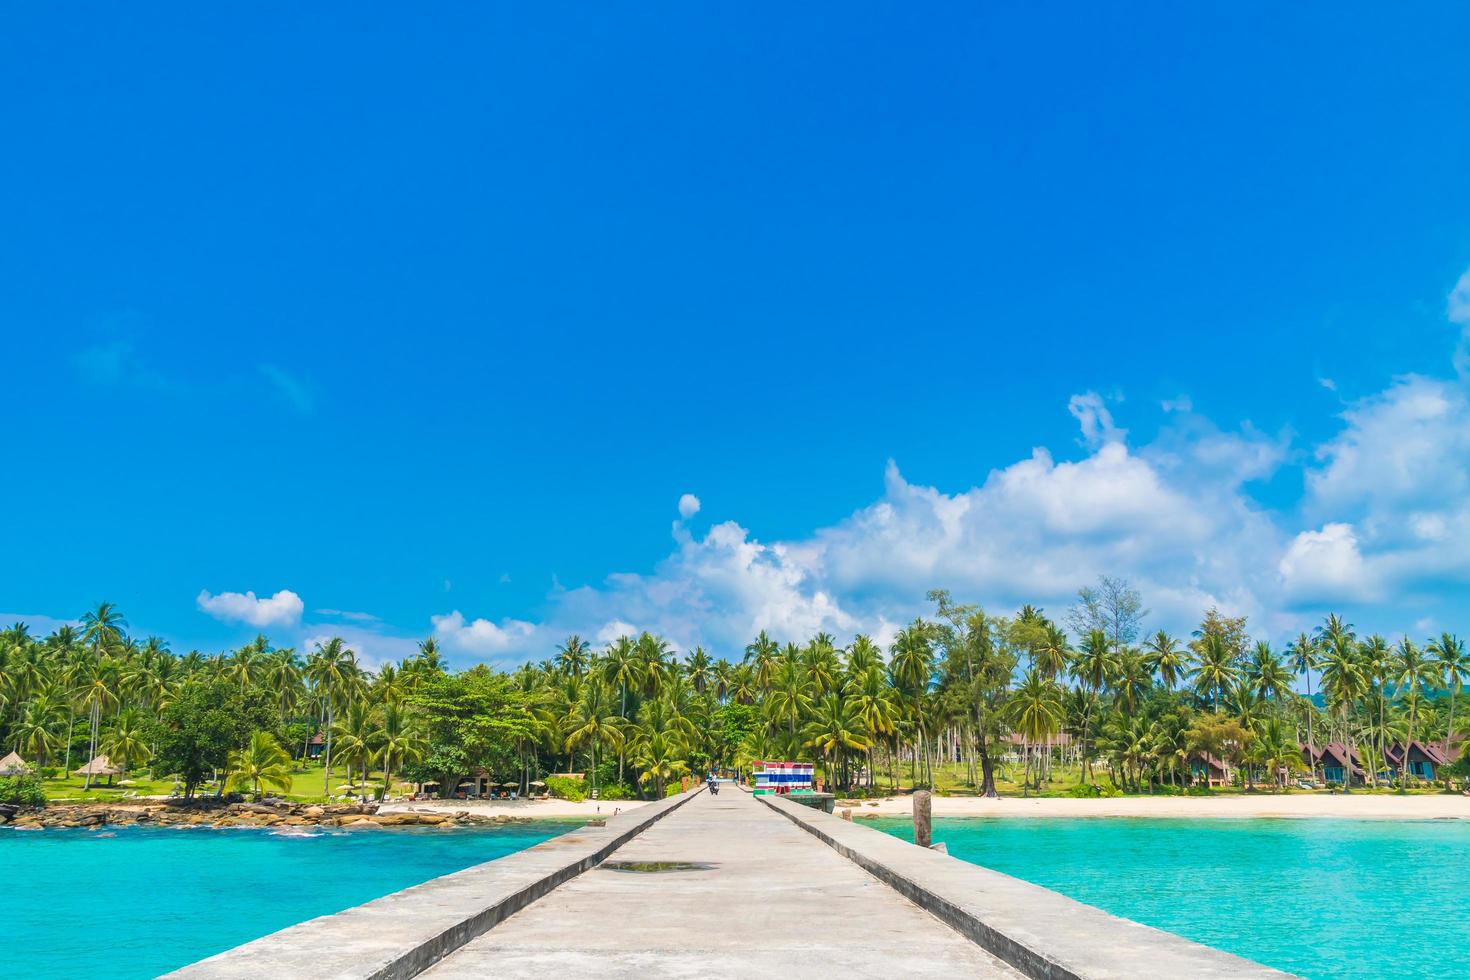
[430,610,536,656]
[197,589,304,628]
[1278,523,1374,603]
[596,620,640,644]
[301,626,420,671]
[1067,391,1125,447]
[1161,395,1193,413]
[678,493,702,519]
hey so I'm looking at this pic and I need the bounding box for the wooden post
[913,790,932,848]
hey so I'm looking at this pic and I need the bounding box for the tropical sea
[3,821,574,979]
[870,816,1469,979]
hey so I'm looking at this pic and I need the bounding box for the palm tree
[556,635,593,679]
[1188,632,1239,714]
[375,702,426,799]
[1288,632,1319,780]
[1317,617,1365,788]
[634,730,690,798]
[102,707,152,773]
[227,731,293,799]
[332,700,375,796]
[890,621,936,786]
[685,647,713,694]
[564,680,625,798]
[1393,638,1430,784]
[80,602,127,659]
[1006,669,1064,795]
[1247,642,1294,702]
[1427,633,1466,759]
[305,637,359,795]
[1069,629,1117,780]
[76,657,121,789]
[802,692,872,792]
[1144,631,1186,691]
[743,630,779,693]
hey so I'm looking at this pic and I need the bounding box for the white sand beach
[841,793,1470,820]
[379,797,654,819]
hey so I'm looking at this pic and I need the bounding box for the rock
[345,817,381,829]
[303,806,325,818]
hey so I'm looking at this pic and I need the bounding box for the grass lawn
[40,761,416,804]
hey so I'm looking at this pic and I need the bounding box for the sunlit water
[2,821,573,979]
[869,815,1470,979]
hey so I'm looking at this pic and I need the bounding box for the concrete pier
[171,785,1292,980]
[422,787,1022,978]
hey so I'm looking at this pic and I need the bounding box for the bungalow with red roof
[1384,741,1449,782]
[1301,742,1365,785]
[1188,752,1232,788]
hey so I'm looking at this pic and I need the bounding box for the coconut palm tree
[1144,630,1186,691]
[305,637,359,795]
[802,691,871,792]
[1317,618,1365,788]
[634,730,690,798]
[1188,632,1239,714]
[1426,633,1466,760]
[890,621,936,786]
[1069,629,1117,780]
[375,701,426,799]
[1288,632,1319,779]
[1006,669,1064,795]
[564,680,625,797]
[227,731,293,799]
[102,707,152,774]
[1393,638,1431,784]
[555,635,593,680]
[76,657,121,789]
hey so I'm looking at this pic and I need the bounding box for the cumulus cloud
[596,620,640,644]
[431,610,536,656]
[678,493,702,519]
[1067,391,1125,447]
[1278,523,1374,603]
[197,589,304,627]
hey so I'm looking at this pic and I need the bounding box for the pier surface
[422,788,1021,979]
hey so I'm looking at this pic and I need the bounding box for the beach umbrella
[0,751,32,776]
[529,780,546,787]
[500,782,519,788]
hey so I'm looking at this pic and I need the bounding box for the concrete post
[913,790,932,849]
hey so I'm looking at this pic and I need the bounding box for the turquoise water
[2,822,573,979]
[870,816,1470,979]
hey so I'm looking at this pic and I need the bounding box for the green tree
[226,731,293,799]
[148,680,275,798]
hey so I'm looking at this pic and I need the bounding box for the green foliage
[545,775,587,801]
[596,782,635,800]
[0,774,46,806]
[146,679,275,798]
[406,667,538,798]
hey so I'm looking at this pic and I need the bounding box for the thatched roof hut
[74,754,122,778]
[0,751,32,776]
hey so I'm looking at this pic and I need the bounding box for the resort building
[1301,743,1365,785]
[1383,741,1450,782]
[1187,752,1232,788]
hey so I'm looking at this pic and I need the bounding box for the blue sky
[4,5,1470,666]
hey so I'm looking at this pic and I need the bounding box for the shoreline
[840,792,1470,820]
[379,797,652,819]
